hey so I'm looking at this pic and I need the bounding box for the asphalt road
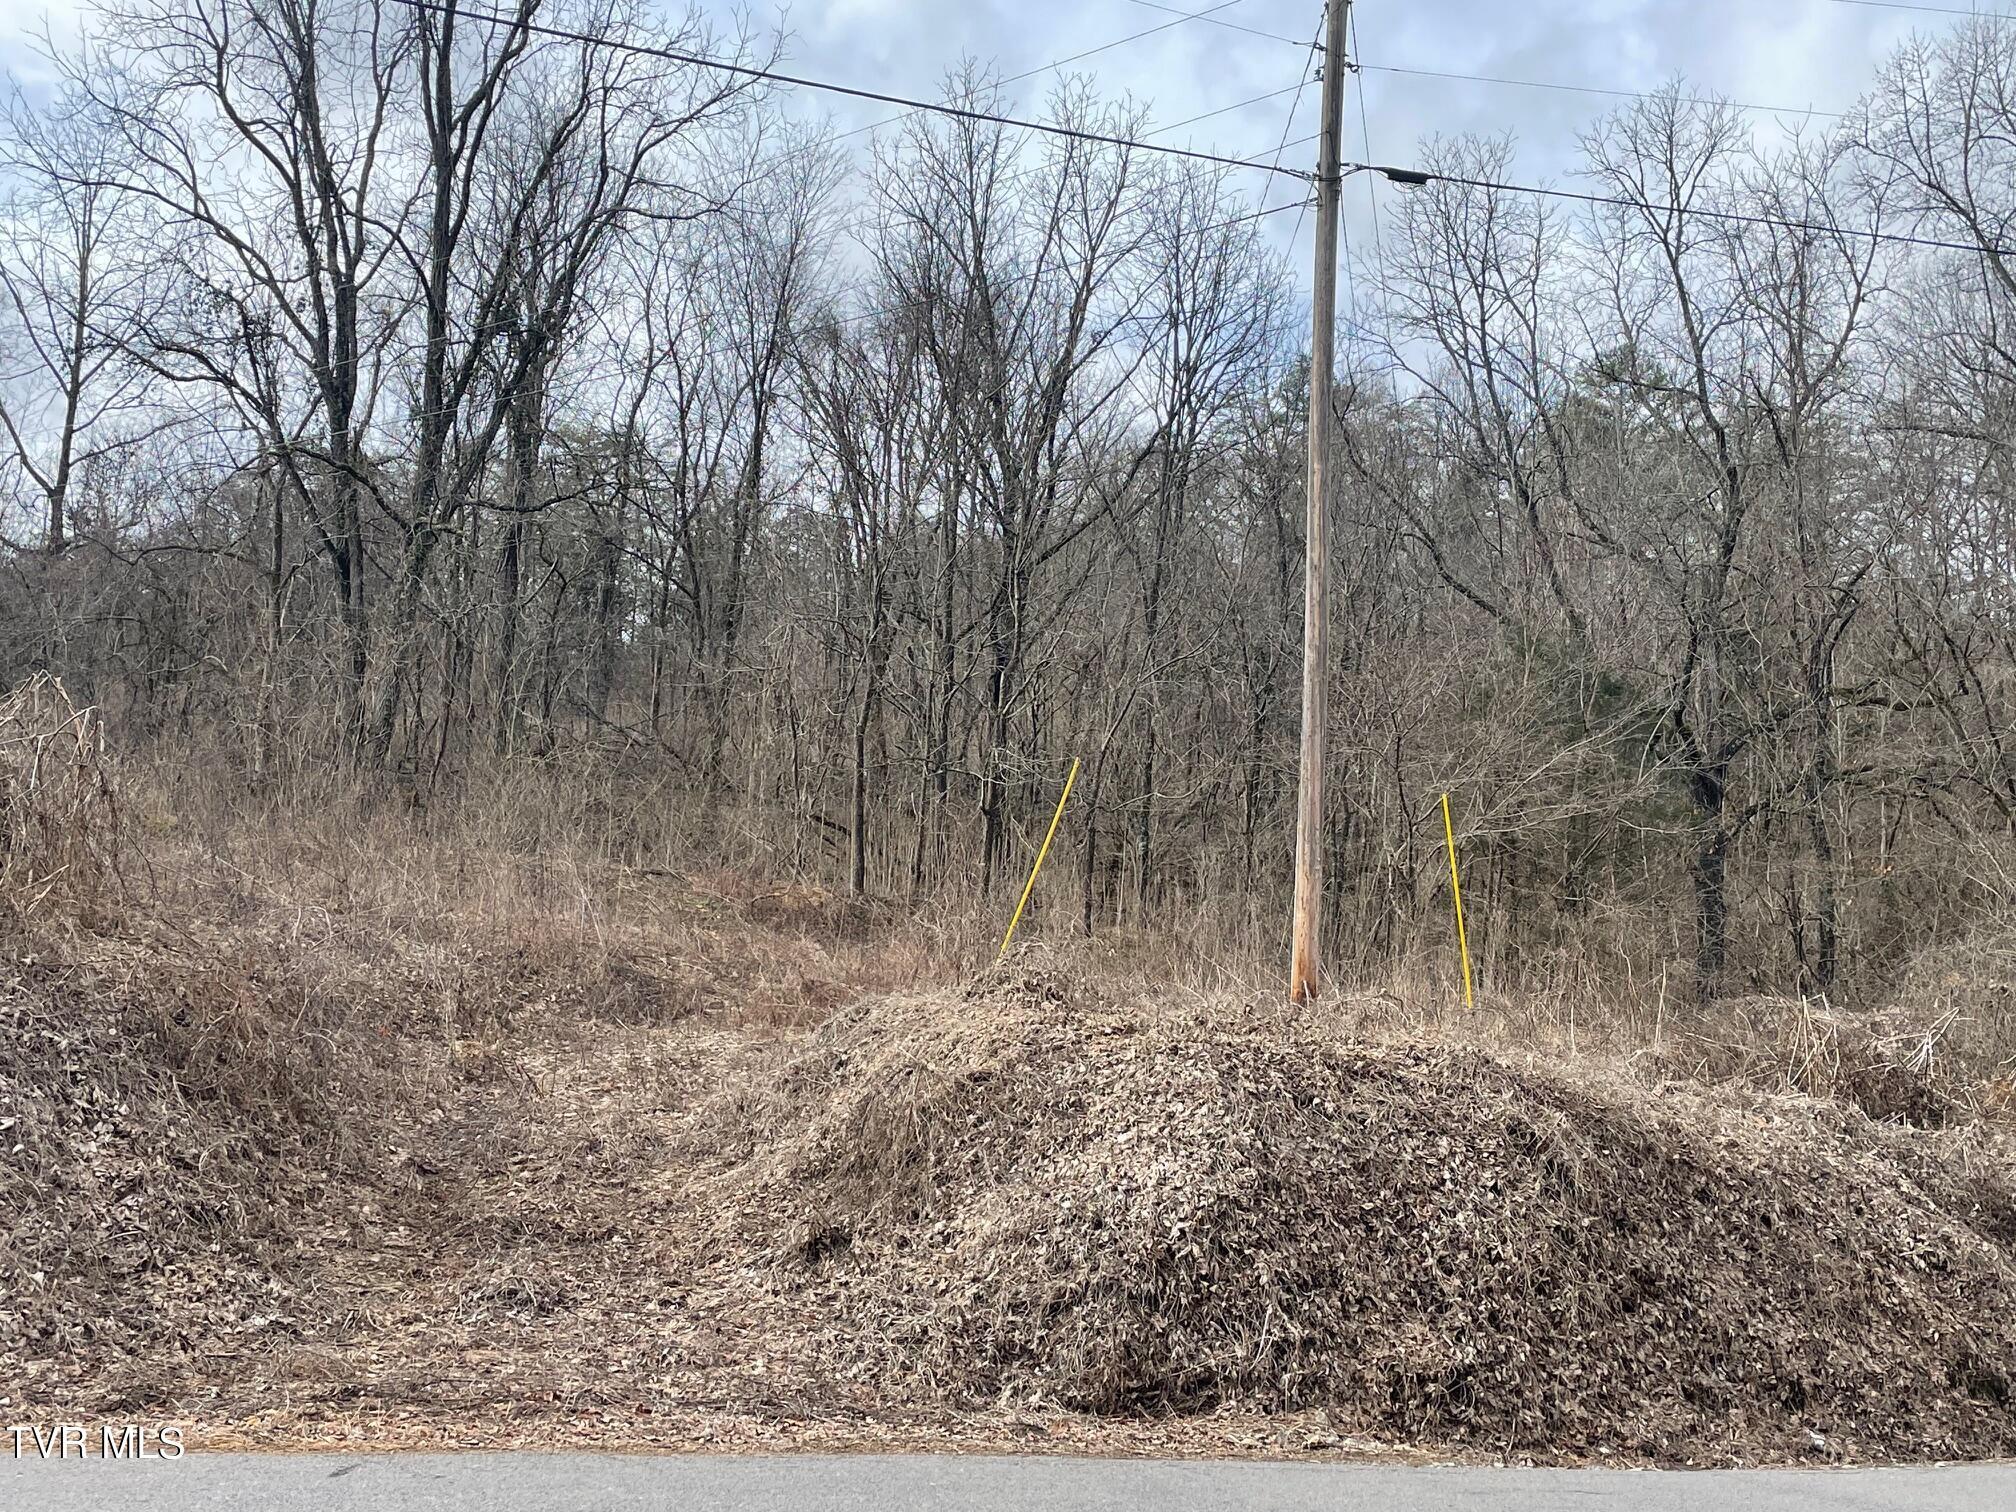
[8,1453,2016,1511]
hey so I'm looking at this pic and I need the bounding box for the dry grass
[2,709,965,1428]
[0,675,122,929]
[5,706,2016,1462]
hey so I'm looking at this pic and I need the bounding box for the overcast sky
[0,0,1973,298]
[759,0,1951,288]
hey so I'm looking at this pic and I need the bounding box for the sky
[0,0,1975,299]
[735,0,1946,294]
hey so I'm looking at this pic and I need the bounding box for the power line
[1195,196,1314,234]
[663,2,1251,219]
[1268,18,1324,259]
[818,0,1250,152]
[395,0,1311,182]
[1355,161,2016,254]
[1344,6,1394,346]
[1350,8,1385,279]
[501,2,1295,401]
[1358,62,1845,119]
[897,3,1305,157]
[395,8,1993,287]
[1265,25,1322,179]
[1827,0,2016,18]
[1149,81,1306,139]
[1015,0,1250,80]
[1119,0,1318,50]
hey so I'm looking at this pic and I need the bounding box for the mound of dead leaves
[721,958,2016,1462]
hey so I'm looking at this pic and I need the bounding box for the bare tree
[0,77,155,559]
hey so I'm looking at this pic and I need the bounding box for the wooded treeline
[5,0,2016,1003]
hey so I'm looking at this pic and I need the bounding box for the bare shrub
[0,676,122,927]
[1877,929,2016,1117]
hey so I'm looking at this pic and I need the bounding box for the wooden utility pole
[1289,0,1350,1003]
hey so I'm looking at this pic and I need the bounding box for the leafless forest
[5,0,2016,1008]
[12,2,2016,1466]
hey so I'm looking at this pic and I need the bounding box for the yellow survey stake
[999,758,1080,957]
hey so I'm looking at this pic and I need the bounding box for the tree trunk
[1690,762,1732,1001]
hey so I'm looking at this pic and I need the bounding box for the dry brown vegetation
[4,693,2015,1465]
[719,972,2016,1461]
[16,5,2016,1025]
[8,0,2016,1470]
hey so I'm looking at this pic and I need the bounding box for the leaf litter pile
[715,964,2016,1461]
[15,941,2016,1465]
[3,708,2014,1463]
